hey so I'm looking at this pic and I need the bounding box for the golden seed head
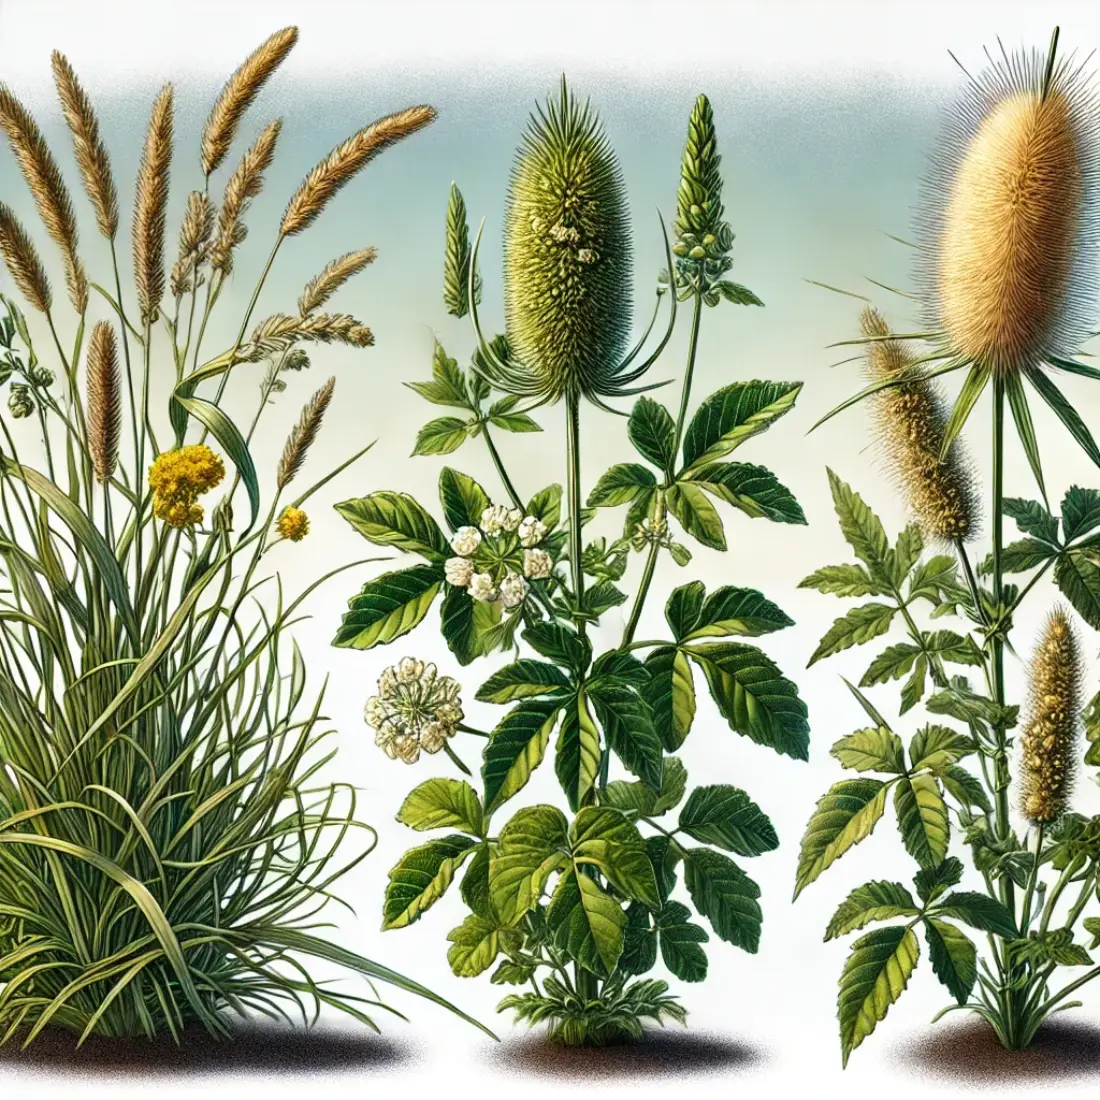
[277,377,334,490]
[916,43,1100,375]
[0,202,52,314]
[171,191,216,298]
[86,321,120,483]
[860,306,977,541]
[1019,606,1080,824]
[132,84,174,324]
[298,247,377,315]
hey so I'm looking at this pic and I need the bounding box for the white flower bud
[445,556,474,587]
[480,504,511,536]
[504,507,524,532]
[468,572,499,602]
[450,525,482,556]
[523,548,553,580]
[500,571,530,608]
[518,515,548,548]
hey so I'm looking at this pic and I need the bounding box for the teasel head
[86,321,120,483]
[907,28,1100,490]
[468,77,676,412]
[1019,606,1081,825]
[861,306,977,541]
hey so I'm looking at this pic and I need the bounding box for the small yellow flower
[276,506,310,542]
[148,444,225,528]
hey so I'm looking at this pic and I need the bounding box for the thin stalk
[482,422,523,511]
[565,392,585,634]
[1019,823,1044,933]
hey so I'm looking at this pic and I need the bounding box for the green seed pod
[503,78,631,403]
[1020,607,1080,824]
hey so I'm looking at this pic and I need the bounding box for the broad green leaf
[899,657,928,715]
[438,467,490,531]
[794,779,889,897]
[460,843,492,919]
[908,555,962,602]
[397,779,483,835]
[808,603,895,666]
[860,643,921,687]
[332,564,443,649]
[1062,486,1100,542]
[830,727,906,774]
[678,785,778,856]
[914,856,964,904]
[527,484,562,529]
[715,280,763,306]
[825,881,920,940]
[588,463,658,508]
[547,868,626,976]
[682,847,762,953]
[978,537,1059,576]
[667,482,726,550]
[407,341,470,408]
[490,409,542,433]
[800,564,890,599]
[476,659,571,704]
[925,630,983,667]
[666,582,706,640]
[335,491,449,560]
[604,756,688,818]
[644,646,697,751]
[894,774,949,868]
[925,918,977,1004]
[447,914,502,978]
[681,380,802,473]
[690,642,809,760]
[826,469,890,574]
[687,461,807,525]
[382,835,477,929]
[1085,916,1100,949]
[482,700,562,814]
[589,684,664,792]
[440,583,499,665]
[1055,550,1100,630]
[1003,497,1059,544]
[414,416,470,456]
[838,926,920,1067]
[941,765,992,813]
[683,585,793,640]
[934,891,1017,938]
[491,960,538,985]
[629,396,677,474]
[656,901,709,982]
[619,902,658,976]
[893,524,924,584]
[571,807,660,907]
[589,649,651,687]
[647,835,680,904]
[555,691,602,811]
[522,621,592,672]
[490,805,569,924]
[909,726,974,773]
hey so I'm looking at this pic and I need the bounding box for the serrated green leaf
[892,524,924,585]
[1063,486,1100,543]
[899,657,928,715]
[678,785,778,856]
[925,917,976,1004]
[555,691,602,812]
[490,410,542,433]
[438,467,491,531]
[978,537,1060,576]
[604,756,687,818]
[1084,916,1100,949]
[666,582,706,640]
[414,416,471,455]
[335,491,449,560]
[482,700,562,814]
[629,397,677,474]
[830,727,906,774]
[333,564,443,649]
[714,280,763,306]
[440,583,499,665]
[522,621,591,672]
[619,902,658,976]
[527,484,562,530]
[825,881,920,940]
[894,774,949,868]
[547,868,626,976]
[588,463,658,508]
[908,555,961,602]
[683,585,793,640]
[589,683,664,792]
[909,726,975,773]
[860,643,921,687]
[490,805,569,924]
[1003,497,1059,544]
[687,461,806,525]
[397,779,483,835]
[667,482,726,550]
[795,779,889,897]
[476,659,571,704]
[934,891,1017,937]
[1055,550,1100,630]
[914,856,963,904]
[643,646,697,751]
[447,913,503,977]
[941,765,992,812]
[838,926,920,1067]
[407,341,470,408]
[460,843,492,919]
[800,563,891,598]
[809,603,895,666]
[682,847,762,953]
[655,901,709,982]
[570,807,660,908]
[491,959,538,985]
[826,469,890,575]
[382,835,477,929]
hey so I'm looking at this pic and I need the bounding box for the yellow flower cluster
[148,445,225,528]
[276,506,310,542]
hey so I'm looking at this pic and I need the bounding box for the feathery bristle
[171,191,216,298]
[86,321,121,483]
[298,248,377,315]
[280,105,437,238]
[210,119,282,276]
[1020,606,1081,823]
[277,376,334,489]
[202,26,298,177]
[915,41,1100,374]
[245,313,374,360]
[51,51,118,239]
[0,202,52,314]
[861,306,977,541]
[504,80,632,403]
[0,84,87,313]
[132,85,174,324]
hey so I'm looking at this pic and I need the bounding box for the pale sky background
[2,2,1100,1099]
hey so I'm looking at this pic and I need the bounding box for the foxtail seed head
[861,306,977,541]
[86,321,120,483]
[1020,606,1080,824]
[916,39,1100,375]
[503,78,631,403]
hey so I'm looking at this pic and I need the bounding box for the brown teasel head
[913,41,1100,375]
[860,306,978,542]
[1019,606,1081,824]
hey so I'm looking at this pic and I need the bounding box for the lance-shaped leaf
[826,469,890,575]
[809,603,895,666]
[382,835,478,929]
[860,643,921,687]
[476,659,571,704]
[894,774,949,868]
[825,881,920,940]
[397,779,483,835]
[800,563,890,599]
[682,847,763,952]
[686,461,807,525]
[414,417,471,456]
[482,699,562,814]
[587,463,658,508]
[1003,497,1059,544]
[333,564,443,649]
[933,891,1017,938]
[830,727,906,774]
[335,491,449,560]
[489,805,569,924]
[547,869,627,977]
[1062,486,1100,543]
[1055,550,1100,631]
[667,482,726,550]
[438,467,490,531]
[555,691,602,811]
[440,583,499,665]
[939,362,991,459]
[941,765,992,813]
[643,646,697,751]
[407,341,470,408]
[1027,365,1100,471]
[678,785,778,856]
[523,621,592,672]
[914,856,964,905]
[925,918,977,1004]
[588,682,663,791]
[666,581,707,639]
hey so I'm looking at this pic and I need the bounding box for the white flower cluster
[364,657,463,764]
[443,502,552,608]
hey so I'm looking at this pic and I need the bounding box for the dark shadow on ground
[899,1016,1100,1084]
[491,1029,765,1080]
[0,1023,411,1078]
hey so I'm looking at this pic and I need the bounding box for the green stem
[565,392,585,634]
[990,375,1012,858]
[621,540,660,647]
[954,537,988,626]
[1020,823,1044,933]
[482,422,523,511]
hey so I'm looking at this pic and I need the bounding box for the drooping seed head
[1019,606,1080,824]
[0,202,52,314]
[503,78,632,404]
[861,306,977,541]
[915,40,1100,375]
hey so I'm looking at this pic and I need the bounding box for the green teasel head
[469,77,675,411]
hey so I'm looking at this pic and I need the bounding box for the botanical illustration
[335,81,811,1044]
[795,28,1100,1065]
[0,27,488,1045]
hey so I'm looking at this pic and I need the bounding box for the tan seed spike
[211,119,282,275]
[86,321,121,483]
[171,191,216,298]
[202,26,298,177]
[244,313,374,359]
[0,202,52,314]
[277,376,335,489]
[0,84,87,313]
[1020,606,1080,824]
[298,247,377,315]
[280,105,437,237]
[861,306,977,541]
[51,51,118,239]
[939,90,1083,375]
[132,85,173,324]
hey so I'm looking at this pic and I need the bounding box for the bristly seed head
[1020,606,1080,824]
[860,306,977,541]
[915,39,1100,375]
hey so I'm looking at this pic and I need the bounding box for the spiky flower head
[1019,606,1080,824]
[365,657,463,764]
[275,506,309,542]
[861,306,977,540]
[916,30,1100,379]
[501,78,632,404]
